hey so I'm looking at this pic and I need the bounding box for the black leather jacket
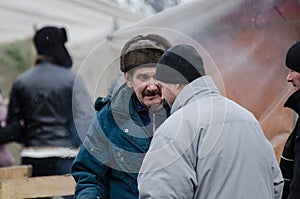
[280,89,300,199]
[6,61,94,148]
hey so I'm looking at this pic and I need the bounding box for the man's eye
[138,75,149,81]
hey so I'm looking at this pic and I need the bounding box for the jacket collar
[132,93,148,112]
[110,83,169,126]
[110,83,149,120]
[284,89,300,115]
[111,83,134,115]
[171,75,220,114]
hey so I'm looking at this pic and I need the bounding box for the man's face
[125,66,163,109]
[287,69,300,89]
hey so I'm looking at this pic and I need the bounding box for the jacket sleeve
[71,115,111,199]
[72,75,95,146]
[2,81,23,144]
[138,121,197,199]
[0,121,21,143]
[6,80,22,124]
[288,137,300,199]
[271,152,284,199]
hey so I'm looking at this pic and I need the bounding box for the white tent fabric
[0,0,143,45]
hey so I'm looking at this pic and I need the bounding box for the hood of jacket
[171,75,220,115]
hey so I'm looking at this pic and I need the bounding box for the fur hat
[286,40,300,73]
[34,26,73,68]
[120,34,172,73]
[156,44,205,84]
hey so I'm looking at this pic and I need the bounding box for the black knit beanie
[156,44,205,84]
[286,40,300,73]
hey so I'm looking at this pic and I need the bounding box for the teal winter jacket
[71,84,169,199]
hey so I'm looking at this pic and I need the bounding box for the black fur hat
[34,26,73,68]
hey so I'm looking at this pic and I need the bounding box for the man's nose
[286,73,292,82]
[147,82,158,90]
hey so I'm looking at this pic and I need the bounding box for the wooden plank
[0,174,75,198]
[0,165,32,180]
[0,179,15,198]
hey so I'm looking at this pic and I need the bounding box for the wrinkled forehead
[131,65,157,76]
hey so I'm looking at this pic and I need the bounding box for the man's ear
[124,73,133,88]
[176,83,186,94]
[175,84,182,89]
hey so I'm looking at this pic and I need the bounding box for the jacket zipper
[152,113,156,133]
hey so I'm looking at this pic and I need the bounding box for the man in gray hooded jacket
[138,44,283,199]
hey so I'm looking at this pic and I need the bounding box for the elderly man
[71,34,172,198]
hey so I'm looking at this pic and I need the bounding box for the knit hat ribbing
[286,40,300,73]
[156,44,205,84]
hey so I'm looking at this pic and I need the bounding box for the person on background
[0,89,15,167]
[280,40,300,199]
[71,34,172,198]
[138,44,283,199]
[6,26,94,198]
